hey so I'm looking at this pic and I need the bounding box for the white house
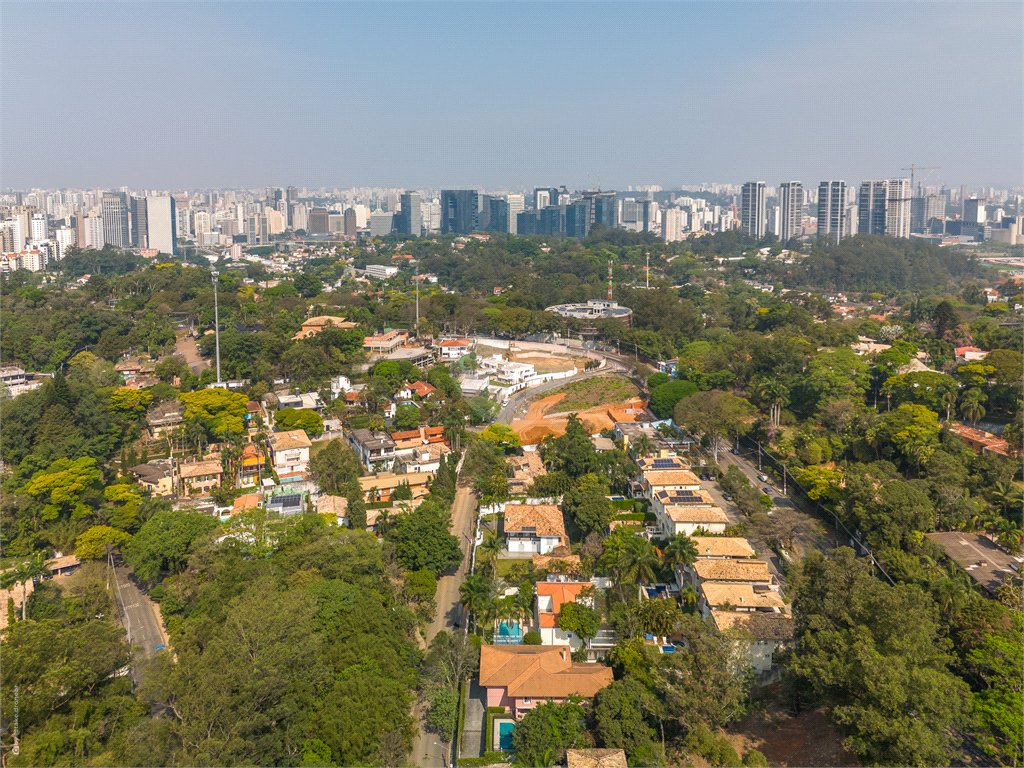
[535,578,592,650]
[268,429,312,477]
[503,504,567,554]
[437,338,474,360]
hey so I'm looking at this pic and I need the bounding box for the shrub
[716,739,742,768]
[743,749,769,767]
[523,630,542,645]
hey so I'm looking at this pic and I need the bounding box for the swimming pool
[499,722,515,750]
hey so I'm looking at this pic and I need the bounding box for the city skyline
[3,2,1021,191]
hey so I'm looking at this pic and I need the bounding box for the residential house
[178,459,224,497]
[268,429,312,478]
[358,471,434,503]
[347,428,397,470]
[508,451,547,495]
[946,423,1012,457]
[698,583,787,617]
[114,356,156,382]
[638,469,702,502]
[592,436,616,452]
[397,443,450,474]
[535,578,593,649]
[565,749,628,768]
[955,346,988,362]
[363,329,407,354]
[384,346,433,367]
[684,559,776,591]
[366,498,423,532]
[146,399,185,440]
[291,315,360,340]
[479,645,614,720]
[231,493,262,517]
[503,504,568,554]
[635,456,688,472]
[710,611,795,675]
[615,422,674,462]
[437,338,473,359]
[851,336,891,356]
[239,444,266,485]
[688,537,756,559]
[409,380,437,399]
[131,459,176,497]
[316,494,349,526]
[657,505,729,536]
[330,375,352,401]
[277,391,324,413]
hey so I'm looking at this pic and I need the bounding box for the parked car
[762,486,773,495]
[724,493,732,501]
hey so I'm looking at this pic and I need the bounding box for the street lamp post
[433,742,451,768]
[211,270,222,384]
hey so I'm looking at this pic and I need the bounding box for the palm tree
[459,574,499,633]
[680,584,698,611]
[960,390,987,426]
[662,534,698,575]
[477,531,505,577]
[2,554,50,621]
[940,388,959,422]
[618,537,660,586]
[990,482,1023,517]
[633,434,655,459]
[756,378,789,430]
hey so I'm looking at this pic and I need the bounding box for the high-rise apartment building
[193,210,211,236]
[663,207,686,242]
[858,181,888,235]
[344,208,358,237]
[778,182,804,242]
[292,204,308,233]
[130,196,148,247]
[885,179,911,239]
[440,190,480,234]
[817,181,847,243]
[146,196,177,255]
[397,192,422,237]
[30,213,47,243]
[740,182,766,238]
[54,226,75,260]
[286,186,298,226]
[85,215,105,249]
[175,203,191,240]
[101,192,130,247]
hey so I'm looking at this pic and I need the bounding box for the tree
[960,388,987,426]
[386,501,463,574]
[74,525,133,560]
[523,630,542,645]
[459,573,498,632]
[673,391,755,463]
[545,414,597,478]
[477,531,505,576]
[563,477,615,535]
[637,598,681,637]
[309,439,361,495]
[292,273,323,298]
[557,600,601,641]
[108,387,153,419]
[967,612,1023,766]
[479,423,520,447]
[1,554,50,621]
[789,549,973,767]
[394,402,420,430]
[591,678,664,767]
[275,407,325,437]
[932,300,962,337]
[649,380,698,419]
[662,534,698,573]
[123,508,218,581]
[23,457,103,524]
[511,699,588,767]
[179,389,249,438]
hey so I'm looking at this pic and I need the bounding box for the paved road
[113,563,169,682]
[174,335,209,374]
[411,484,477,768]
[495,364,628,424]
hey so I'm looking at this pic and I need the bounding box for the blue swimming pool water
[499,722,515,750]
[498,621,521,636]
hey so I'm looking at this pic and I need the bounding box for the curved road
[495,363,630,424]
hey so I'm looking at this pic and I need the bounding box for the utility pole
[645,252,650,289]
[211,270,221,383]
[415,265,419,339]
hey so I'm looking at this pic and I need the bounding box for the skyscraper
[817,181,847,243]
[858,181,888,235]
[344,208,358,238]
[30,213,48,243]
[740,182,766,238]
[582,191,618,230]
[663,207,685,242]
[370,210,394,237]
[146,196,177,255]
[440,190,480,234]
[565,202,590,238]
[286,186,298,227]
[309,208,329,234]
[963,198,986,224]
[506,194,525,235]
[397,192,422,236]
[487,196,510,233]
[130,196,148,247]
[778,181,804,242]
[101,192,130,247]
[534,188,558,210]
[885,179,911,239]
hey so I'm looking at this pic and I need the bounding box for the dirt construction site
[511,386,649,445]
[475,344,579,373]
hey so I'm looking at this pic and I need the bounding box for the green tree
[967,612,1023,766]
[108,387,154,419]
[563,476,615,535]
[309,439,361,495]
[591,678,664,767]
[23,457,103,524]
[178,389,249,437]
[394,402,421,430]
[477,531,505,576]
[386,501,463,574]
[960,388,987,426]
[662,534,698,573]
[673,391,755,463]
[123,508,218,581]
[74,525,133,560]
[649,380,699,419]
[511,699,588,767]
[1,554,50,621]
[557,600,601,641]
[637,598,681,637]
[479,423,520,447]
[275,407,325,437]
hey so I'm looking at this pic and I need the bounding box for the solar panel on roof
[271,494,302,508]
[653,459,676,468]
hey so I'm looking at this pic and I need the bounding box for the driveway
[411,484,477,767]
[174,335,209,374]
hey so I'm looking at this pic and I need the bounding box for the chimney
[560,647,568,661]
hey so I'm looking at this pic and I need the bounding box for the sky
[3,1,1022,192]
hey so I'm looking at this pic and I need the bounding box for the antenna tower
[646,253,650,289]
[607,261,613,301]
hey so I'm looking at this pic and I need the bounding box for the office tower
[565,201,590,238]
[54,226,75,260]
[286,186,298,226]
[386,193,399,214]
[309,208,330,234]
[329,212,344,233]
[344,208,357,237]
[370,210,394,237]
[885,179,911,239]
[130,196,148,247]
[487,196,510,233]
[101,192,130,247]
[817,181,847,243]
[30,213,47,242]
[193,210,211,235]
[440,190,480,234]
[740,182,766,238]
[85,215,105,249]
[663,207,685,242]
[506,194,525,235]
[778,182,804,241]
[260,214,270,244]
[533,188,558,210]
[146,196,177,255]
[925,194,946,223]
[247,215,258,244]
[72,213,87,251]
[963,198,986,224]
[858,181,888,235]
[397,192,422,236]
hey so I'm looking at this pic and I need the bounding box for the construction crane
[900,165,941,194]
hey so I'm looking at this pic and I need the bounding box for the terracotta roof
[246,401,261,412]
[365,500,420,528]
[503,504,566,539]
[358,471,434,493]
[642,469,702,486]
[711,611,795,641]
[662,506,729,524]
[536,581,591,627]
[700,583,786,611]
[636,457,688,471]
[438,338,472,347]
[690,537,755,558]
[566,749,629,768]
[692,559,771,583]
[317,494,348,517]
[479,646,613,699]
[269,429,312,451]
[532,553,581,570]
[178,459,223,479]
[241,444,264,461]
[409,381,437,397]
[232,494,262,514]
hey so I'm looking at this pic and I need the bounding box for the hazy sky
[3,1,1021,191]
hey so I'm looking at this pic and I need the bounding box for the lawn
[309,438,341,459]
[494,558,527,577]
[540,375,639,412]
